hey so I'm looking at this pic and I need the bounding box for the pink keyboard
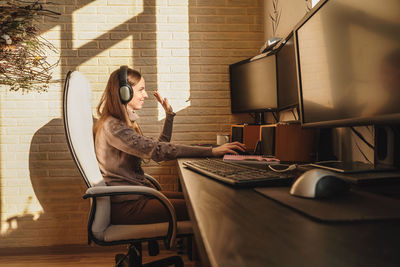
[223,154,280,163]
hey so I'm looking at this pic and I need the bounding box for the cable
[268,164,297,173]
[366,125,374,135]
[350,127,374,149]
[350,128,373,164]
[272,111,278,123]
[291,108,298,121]
[253,140,262,155]
[353,135,373,164]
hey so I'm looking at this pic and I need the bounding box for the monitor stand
[310,161,396,174]
[375,125,400,169]
[252,112,265,125]
[312,125,400,174]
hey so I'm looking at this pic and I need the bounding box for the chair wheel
[115,253,127,267]
[176,238,185,255]
[148,240,159,256]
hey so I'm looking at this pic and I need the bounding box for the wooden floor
[0,245,196,267]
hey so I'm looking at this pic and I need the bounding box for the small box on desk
[275,122,316,162]
[231,124,276,155]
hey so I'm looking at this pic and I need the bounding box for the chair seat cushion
[103,220,192,242]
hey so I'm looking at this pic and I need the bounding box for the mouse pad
[254,187,400,222]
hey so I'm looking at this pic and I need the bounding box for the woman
[94,66,246,224]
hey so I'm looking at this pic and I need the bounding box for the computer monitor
[294,0,400,172]
[276,33,299,111]
[295,0,400,128]
[229,54,277,124]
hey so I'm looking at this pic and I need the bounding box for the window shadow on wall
[0,118,88,246]
[186,0,263,143]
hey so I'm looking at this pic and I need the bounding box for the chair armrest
[144,173,162,191]
[84,186,176,249]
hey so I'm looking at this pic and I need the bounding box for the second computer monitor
[229,54,278,123]
[276,33,299,111]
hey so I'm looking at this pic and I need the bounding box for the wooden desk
[177,158,400,267]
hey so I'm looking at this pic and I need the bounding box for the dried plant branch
[0,0,60,93]
[305,0,312,12]
[270,0,281,37]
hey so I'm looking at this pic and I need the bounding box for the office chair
[62,71,193,266]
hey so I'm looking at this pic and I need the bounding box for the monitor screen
[229,54,277,114]
[295,0,400,127]
[276,33,299,111]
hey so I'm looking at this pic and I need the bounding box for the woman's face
[127,77,148,110]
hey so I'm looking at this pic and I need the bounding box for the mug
[217,134,230,145]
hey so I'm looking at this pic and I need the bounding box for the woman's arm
[154,91,175,142]
[103,117,214,162]
[158,112,175,142]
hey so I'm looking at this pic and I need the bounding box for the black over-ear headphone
[118,65,133,105]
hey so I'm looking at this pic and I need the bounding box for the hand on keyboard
[232,149,251,155]
[212,142,246,157]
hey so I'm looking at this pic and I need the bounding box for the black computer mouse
[290,169,349,199]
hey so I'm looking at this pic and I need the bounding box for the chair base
[115,243,184,267]
[143,256,183,267]
[176,236,193,261]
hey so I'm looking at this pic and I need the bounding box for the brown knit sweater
[94,112,213,202]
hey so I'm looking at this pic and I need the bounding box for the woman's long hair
[94,67,142,138]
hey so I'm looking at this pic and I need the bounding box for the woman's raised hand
[154,91,173,114]
[212,142,246,157]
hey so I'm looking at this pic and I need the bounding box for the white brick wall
[0,0,263,247]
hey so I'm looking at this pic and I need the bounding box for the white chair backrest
[63,71,104,187]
